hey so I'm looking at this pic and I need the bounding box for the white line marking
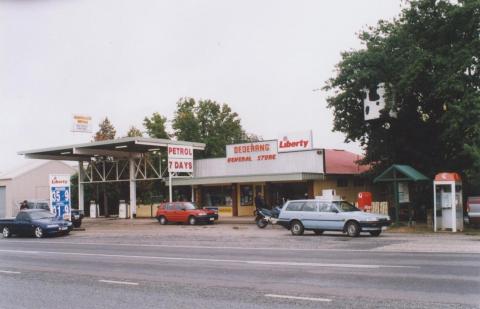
[4,240,479,255]
[265,294,332,302]
[0,270,21,274]
[0,249,419,269]
[99,279,139,286]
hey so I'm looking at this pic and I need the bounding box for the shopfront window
[240,185,254,206]
[202,186,233,207]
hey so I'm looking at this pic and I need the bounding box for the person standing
[255,192,266,210]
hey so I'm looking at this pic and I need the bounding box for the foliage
[94,117,116,141]
[126,126,143,137]
[324,0,480,193]
[143,112,169,139]
[172,97,251,158]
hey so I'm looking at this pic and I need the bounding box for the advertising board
[168,145,194,173]
[278,130,313,152]
[49,174,71,221]
[71,114,93,133]
[226,140,278,163]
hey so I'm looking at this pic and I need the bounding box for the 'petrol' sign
[168,145,194,173]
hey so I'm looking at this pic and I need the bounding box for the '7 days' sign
[168,145,194,173]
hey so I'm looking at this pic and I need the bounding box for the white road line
[0,270,21,274]
[265,294,332,302]
[0,249,419,269]
[4,240,479,255]
[99,279,139,286]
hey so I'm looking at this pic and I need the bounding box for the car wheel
[73,222,81,228]
[346,221,360,237]
[290,221,304,236]
[313,229,324,235]
[34,227,44,238]
[188,216,196,225]
[370,230,381,237]
[2,227,11,238]
[158,216,168,225]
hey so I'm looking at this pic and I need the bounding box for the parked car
[467,196,480,225]
[0,209,73,238]
[277,199,391,237]
[25,199,83,228]
[156,202,218,225]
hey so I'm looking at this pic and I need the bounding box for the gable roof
[374,164,429,183]
[324,149,369,175]
[0,160,75,180]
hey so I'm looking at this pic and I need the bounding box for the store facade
[172,138,370,217]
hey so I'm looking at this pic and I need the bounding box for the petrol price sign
[49,174,71,221]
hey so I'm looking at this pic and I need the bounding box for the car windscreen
[334,201,360,212]
[29,211,56,220]
[184,203,198,210]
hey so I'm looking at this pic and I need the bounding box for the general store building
[172,138,370,217]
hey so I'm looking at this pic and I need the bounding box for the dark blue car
[0,209,73,238]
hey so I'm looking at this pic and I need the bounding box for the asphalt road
[0,227,479,309]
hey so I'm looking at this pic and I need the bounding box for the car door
[300,201,319,229]
[16,212,32,236]
[175,203,189,223]
[318,203,344,231]
[164,203,176,222]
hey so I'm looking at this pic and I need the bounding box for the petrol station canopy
[18,137,205,161]
[17,137,205,217]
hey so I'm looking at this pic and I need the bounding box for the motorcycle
[255,206,282,228]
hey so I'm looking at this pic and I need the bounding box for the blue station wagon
[277,199,391,237]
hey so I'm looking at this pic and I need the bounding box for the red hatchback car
[156,202,218,225]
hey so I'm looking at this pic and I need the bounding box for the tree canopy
[126,126,143,137]
[94,117,116,141]
[143,112,169,139]
[172,98,251,158]
[324,0,480,193]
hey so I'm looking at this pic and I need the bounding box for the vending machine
[433,173,463,232]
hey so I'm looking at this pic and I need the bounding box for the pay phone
[433,173,463,232]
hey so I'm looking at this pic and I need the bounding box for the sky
[0,0,403,172]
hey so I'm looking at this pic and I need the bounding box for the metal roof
[0,160,75,180]
[374,164,429,183]
[18,137,206,161]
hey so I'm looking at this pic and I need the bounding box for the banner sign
[168,145,194,173]
[49,174,71,221]
[278,130,313,153]
[226,141,278,163]
[71,114,93,133]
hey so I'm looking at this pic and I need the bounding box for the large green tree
[172,98,251,158]
[324,0,480,193]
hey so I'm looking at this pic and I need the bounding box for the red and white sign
[168,145,193,173]
[278,130,313,152]
[226,141,278,163]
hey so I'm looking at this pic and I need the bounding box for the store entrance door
[268,182,309,207]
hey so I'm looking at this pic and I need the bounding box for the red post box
[357,192,372,212]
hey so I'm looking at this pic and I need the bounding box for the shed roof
[0,160,75,180]
[324,149,368,175]
[373,164,429,183]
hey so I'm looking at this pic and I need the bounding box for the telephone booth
[433,173,463,232]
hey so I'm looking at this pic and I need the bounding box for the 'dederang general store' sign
[226,141,278,163]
